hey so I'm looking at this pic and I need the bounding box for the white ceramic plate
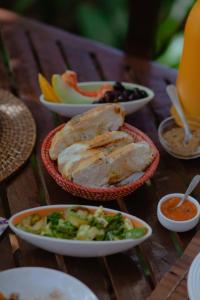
[9,205,152,257]
[40,81,154,117]
[188,252,200,300]
[0,267,97,300]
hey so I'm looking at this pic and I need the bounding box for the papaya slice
[61,70,112,97]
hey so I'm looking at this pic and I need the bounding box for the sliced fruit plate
[39,71,154,117]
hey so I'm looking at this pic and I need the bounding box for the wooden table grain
[0,8,199,300]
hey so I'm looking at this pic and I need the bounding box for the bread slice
[49,104,125,160]
[60,149,100,179]
[70,152,109,187]
[58,131,133,178]
[70,142,154,187]
[107,142,154,184]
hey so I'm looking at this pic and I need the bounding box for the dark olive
[114,82,125,91]
[95,82,148,103]
[122,90,130,98]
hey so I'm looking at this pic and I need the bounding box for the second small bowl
[158,117,200,160]
[157,193,200,232]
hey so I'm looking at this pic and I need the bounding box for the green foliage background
[3,0,196,68]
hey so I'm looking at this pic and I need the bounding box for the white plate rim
[188,252,200,300]
[0,266,98,300]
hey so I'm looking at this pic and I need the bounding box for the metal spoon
[166,84,192,144]
[176,175,200,208]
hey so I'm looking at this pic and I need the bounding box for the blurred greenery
[2,0,196,68]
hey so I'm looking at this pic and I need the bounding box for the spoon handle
[182,175,200,202]
[166,85,192,141]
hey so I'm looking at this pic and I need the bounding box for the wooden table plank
[0,56,10,90]
[0,24,61,270]
[29,31,66,80]
[0,188,15,270]
[104,253,151,300]
[1,24,56,142]
[65,258,111,300]
[148,230,200,300]
[60,43,101,82]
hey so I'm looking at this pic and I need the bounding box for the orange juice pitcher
[172,0,200,125]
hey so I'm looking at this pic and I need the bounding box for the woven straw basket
[0,90,36,182]
[41,123,159,201]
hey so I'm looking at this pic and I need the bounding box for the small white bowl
[9,205,152,257]
[157,193,200,232]
[40,81,154,117]
[158,117,200,160]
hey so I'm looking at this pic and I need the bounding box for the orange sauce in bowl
[161,197,197,221]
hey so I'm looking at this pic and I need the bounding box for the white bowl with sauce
[157,193,200,232]
[158,117,200,160]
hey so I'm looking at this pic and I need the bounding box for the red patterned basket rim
[41,123,160,195]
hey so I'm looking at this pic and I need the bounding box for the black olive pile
[93,82,148,104]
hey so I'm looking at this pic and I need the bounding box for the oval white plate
[0,267,97,300]
[40,81,154,117]
[9,205,152,257]
[188,252,200,300]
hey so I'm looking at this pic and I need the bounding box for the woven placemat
[0,89,36,182]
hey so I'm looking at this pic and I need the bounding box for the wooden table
[0,9,199,300]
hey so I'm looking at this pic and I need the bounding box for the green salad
[16,206,147,241]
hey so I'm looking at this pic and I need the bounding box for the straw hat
[0,89,36,182]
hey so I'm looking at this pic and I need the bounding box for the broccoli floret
[89,216,108,229]
[105,213,124,231]
[56,220,77,239]
[47,212,62,226]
